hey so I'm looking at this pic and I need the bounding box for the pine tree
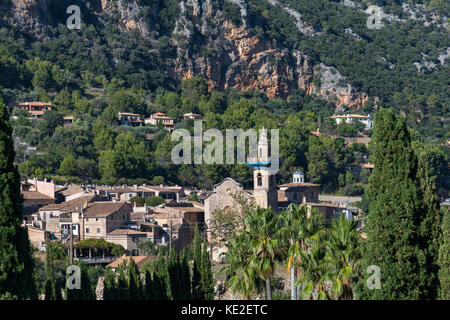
[0,98,36,299]
[192,226,203,299]
[200,239,215,300]
[357,108,440,299]
[438,208,450,299]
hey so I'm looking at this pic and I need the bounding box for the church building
[204,128,346,261]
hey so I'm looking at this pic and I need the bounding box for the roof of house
[55,185,84,197]
[106,256,157,269]
[150,113,174,120]
[17,102,52,107]
[118,112,141,117]
[39,195,98,212]
[22,191,54,200]
[142,185,183,193]
[171,206,204,213]
[278,182,320,188]
[330,114,369,119]
[183,112,202,118]
[83,202,130,218]
[107,229,147,236]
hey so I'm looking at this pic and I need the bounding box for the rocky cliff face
[170,0,368,108]
[0,0,53,39]
[1,0,369,108]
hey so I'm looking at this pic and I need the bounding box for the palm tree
[325,214,360,300]
[220,231,261,299]
[295,242,334,300]
[245,207,279,300]
[278,203,323,300]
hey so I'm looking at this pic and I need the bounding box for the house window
[86,228,90,233]
[96,218,98,221]
[97,228,100,234]
[293,193,297,200]
[72,225,76,230]
[257,173,262,186]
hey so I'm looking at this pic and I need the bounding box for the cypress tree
[44,241,62,300]
[117,261,128,300]
[65,263,94,300]
[200,239,215,300]
[192,226,203,299]
[127,257,141,300]
[103,267,117,300]
[168,250,181,299]
[180,249,192,299]
[0,98,36,299]
[143,269,154,300]
[438,208,450,299]
[416,153,442,299]
[357,108,440,299]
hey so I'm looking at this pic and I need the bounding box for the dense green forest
[0,0,448,196]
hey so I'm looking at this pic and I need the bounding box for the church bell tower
[246,128,278,211]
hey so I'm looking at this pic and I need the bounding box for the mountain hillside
[0,0,449,139]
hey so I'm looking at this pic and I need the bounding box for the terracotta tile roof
[39,195,99,212]
[17,102,52,107]
[106,256,157,269]
[142,185,183,193]
[173,206,204,213]
[107,229,147,236]
[118,112,141,117]
[83,202,130,218]
[22,191,54,200]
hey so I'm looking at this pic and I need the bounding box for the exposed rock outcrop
[1,0,369,108]
[0,0,53,39]
[170,0,368,108]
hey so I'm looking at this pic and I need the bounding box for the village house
[21,178,56,217]
[154,202,205,240]
[139,222,166,244]
[13,101,52,119]
[63,115,74,128]
[118,112,144,127]
[91,184,185,202]
[329,114,373,130]
[106,229,148,255]
[145,112,175,131]
[183,112,202,120]
[81,202,133,240]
